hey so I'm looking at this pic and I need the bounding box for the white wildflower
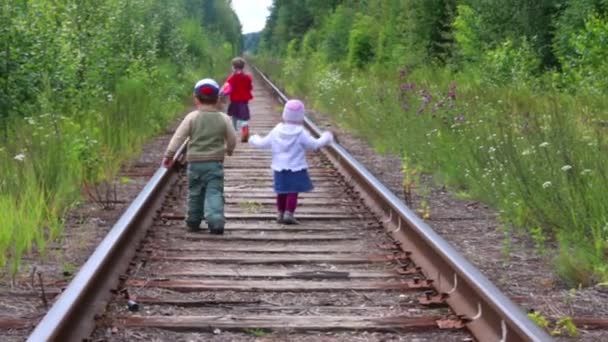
[539,142,549,148]
[581,169,592,175]
[521,149,531,156]
[488,146,496,153]
[14,153,25,162]
[542,181,552,189]
[561,165,572,172]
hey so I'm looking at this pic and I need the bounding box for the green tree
[347,14,376,69]
[321,5,354,62]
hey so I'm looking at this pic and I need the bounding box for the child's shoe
[241,126,249,142]
[276,211,284,224]
[208,221,224,235]
[282,211,299,225]
[208,226,224,235]
[187,224,202,233]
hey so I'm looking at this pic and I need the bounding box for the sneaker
[208,224,224,235]
[241,126,249,142]
[276,212,284,224]
[209,228,224,235]
[187,224,202,233]
[282,211,299,225]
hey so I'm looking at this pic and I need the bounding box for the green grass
[0,61,232,275]
[245,328,269,337]
[255,54,608,286]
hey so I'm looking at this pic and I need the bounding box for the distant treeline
[256,0,608,91]
[244,32,262,54]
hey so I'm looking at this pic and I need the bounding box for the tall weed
[257,54,608,285]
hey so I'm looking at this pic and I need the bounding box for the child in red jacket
[221,57,253,142]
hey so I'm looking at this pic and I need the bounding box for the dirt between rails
[0,87,606,342]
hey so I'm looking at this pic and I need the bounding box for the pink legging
[276,193,299,213]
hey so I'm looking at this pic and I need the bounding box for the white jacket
[249,123,334,171]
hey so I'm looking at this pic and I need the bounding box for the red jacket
[226,72,253,102]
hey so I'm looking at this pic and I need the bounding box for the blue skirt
[273,169,314,194]
[227,101,250,120]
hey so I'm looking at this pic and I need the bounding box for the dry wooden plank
[161,213,364,220]
[224,186,348,192]
[227,176,338,181]
[223,165,276,169]
[226,182,344,188]
[0,317,34,329]
[224,198,357,206]
[226,199,356,206]
[120,315,443,332]
[125,279,417,291]
[157,220,378,231]
[224,192,342,199]
[0,289,62,297]
[134,298,267,307]
[156,268,399,279]
[212,221,364,228]
[157,232,360,242]
[225,171,336,177]
[148,252,390,264]
[158,223,357,232]
[145,243,375,253]
[571,317,608,329]
[133,299,401,312]
[224,207,359,215]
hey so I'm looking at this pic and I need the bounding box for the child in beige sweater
[162,78,236,234]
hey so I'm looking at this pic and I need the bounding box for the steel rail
[27,143,187,342]
[253,65,552,342]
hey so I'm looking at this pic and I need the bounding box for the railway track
[26,67,552,341]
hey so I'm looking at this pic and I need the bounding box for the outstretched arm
[249,130,274,149]
[300,130,334,150]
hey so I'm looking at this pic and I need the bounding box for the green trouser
[186,161,225,231]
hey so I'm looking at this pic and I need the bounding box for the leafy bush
[453,4,484,63]
[482,38,541,86]
[558,14,608,91]
[347,15,376,69]
[0,0,241,273]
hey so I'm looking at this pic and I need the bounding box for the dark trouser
[276,193,298,213]
[186,161,225,231]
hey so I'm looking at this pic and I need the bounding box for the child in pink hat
[249,100,334,224]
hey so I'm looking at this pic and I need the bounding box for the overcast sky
[231,0,272,34]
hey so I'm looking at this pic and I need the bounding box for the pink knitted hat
[282,99,305,123]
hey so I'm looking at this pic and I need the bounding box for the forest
[253,0,608,285]
[0,0,241,273]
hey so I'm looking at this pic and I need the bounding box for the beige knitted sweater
[164,106,236,162]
